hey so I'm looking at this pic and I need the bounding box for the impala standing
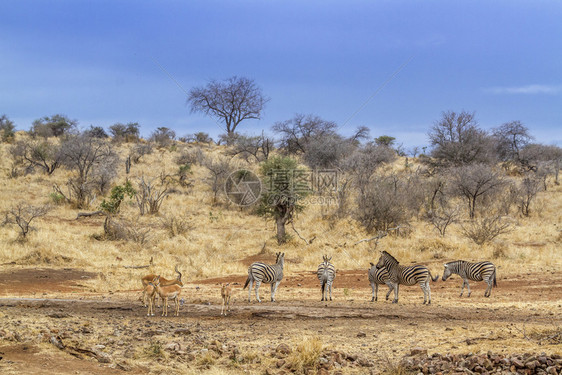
[154,276,182,317]
[141,266,183,307]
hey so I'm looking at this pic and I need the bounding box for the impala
[141,266,183,307]
[220,283,233,316]
[144,282,157,316]
[154,276,182,317]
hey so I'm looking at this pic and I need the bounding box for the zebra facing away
[368,262,393,302]
[442,260,497,297]
[244,252,285,303]
[317,255,336,301]
[375,251,439,304]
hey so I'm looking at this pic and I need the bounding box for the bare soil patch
[0,268,97,296]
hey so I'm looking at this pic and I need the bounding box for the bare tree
[428,110,495,167]
[355,174,419,233]
[342,143,397,193]
[227,132,273,163]
[9,138,63,175]
[302,133,355,169]
[58,134,120,208]
[451,164,506,219]
[130,143,153,164]
[461,215,511,245]
[30,114,77,138]
[109,122,140,143]
[492,120,533,162]
[85,125,109,139]
[149,127,176,149]
[517,175,543,217]
[425,205,460,237]
[201,154,235,204]
[272,114,338,155]
[3,203,51,240]
[423,175,447,213]
[519,144,562,178]
[187,76,268,137]
[135,174,171,215]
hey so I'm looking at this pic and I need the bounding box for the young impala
[220,283,233,316]
[154,276,182,317]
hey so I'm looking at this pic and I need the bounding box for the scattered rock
[356,331,366,337]
[401,352,562,374]
[410,347,428,356]
[50,335,64,350]
[276,343,292,356]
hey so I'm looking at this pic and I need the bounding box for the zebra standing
[442,260,497,297]
[244,252,285,303]
[368,262,393,302]
[375,251,439,304]
[317,255,336,301]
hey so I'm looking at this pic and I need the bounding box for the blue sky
[1,0,561,149]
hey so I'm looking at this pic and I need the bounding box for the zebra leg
[484,279,492,297]
[329,282,333,301]
[460,280,466,297]
[385,283,393,301]
[255,280,262,303]
[466,281,472,297]
[424,280,431,305]
[271,281,280,302]
[392,284,399,303]
[421,282,427,304]
[370,281,376,302]
[248,279,253,302]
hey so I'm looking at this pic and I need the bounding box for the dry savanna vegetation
[0,111,561,374]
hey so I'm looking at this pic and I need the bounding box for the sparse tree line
[1,77,561,247]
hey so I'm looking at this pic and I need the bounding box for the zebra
[442,260,497,297]
[368,262,393,302]
[375,251,439,304]
[243,252,285,303]
[317,255,336,301]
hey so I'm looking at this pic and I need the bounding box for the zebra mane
[382,251,399,264]
[444,260,464,267]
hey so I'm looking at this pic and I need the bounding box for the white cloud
[484,84,561,95]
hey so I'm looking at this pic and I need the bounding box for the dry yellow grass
[1,136,561,293]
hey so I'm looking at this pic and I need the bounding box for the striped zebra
[368,262,393,302]
[317,255,336,301]
[243,252,285,303]
[442,260,497,297]
[375,251,439,304]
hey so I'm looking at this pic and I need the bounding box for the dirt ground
[0,266,561,374]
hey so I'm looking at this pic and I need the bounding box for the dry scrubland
[0,135,561,374]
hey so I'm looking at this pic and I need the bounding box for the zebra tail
[493,269,497,288]
[243,276,251,290]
